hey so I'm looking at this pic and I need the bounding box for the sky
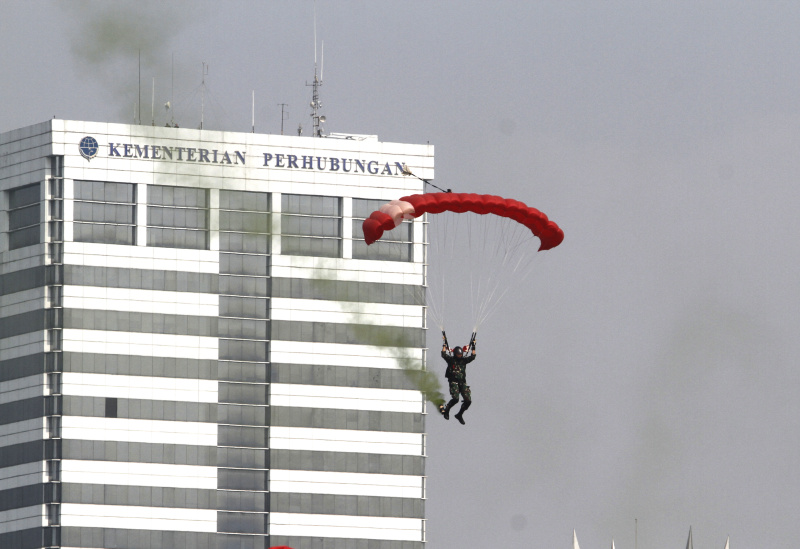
[2,1,800,547]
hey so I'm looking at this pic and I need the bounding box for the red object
[269,546,295,549]
[362,192,564,251]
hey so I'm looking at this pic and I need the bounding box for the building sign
[80,136,408,176]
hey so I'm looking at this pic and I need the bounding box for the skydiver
[438,333,476,425]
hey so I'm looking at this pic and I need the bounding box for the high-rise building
[0,119,432,549]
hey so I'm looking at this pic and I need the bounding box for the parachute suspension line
[427,210,453,332]
[362,192,564,336]
[431,211,447,331]
[473,213,511,329]
[471,215,543,330]
[476,234,540,327]
[472,211,497,330]
[476,211,499,328]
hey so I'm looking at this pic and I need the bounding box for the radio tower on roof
[307,3,326,137]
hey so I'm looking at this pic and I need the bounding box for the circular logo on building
[79,136,99,161]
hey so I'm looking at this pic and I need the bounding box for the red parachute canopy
[362,193,564,251]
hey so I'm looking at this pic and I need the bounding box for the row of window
[5,183,416,261]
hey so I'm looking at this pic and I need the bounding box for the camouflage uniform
[442,350,476,408]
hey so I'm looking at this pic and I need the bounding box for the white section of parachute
[378,200,415,226]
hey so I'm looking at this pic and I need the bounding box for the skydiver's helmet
[453,346,463,357]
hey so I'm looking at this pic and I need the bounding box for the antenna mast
[278,103,289,135]
[170,53,175,126]
[151,77,155,126]
[138,50,141,125]
[200,62,208,130]
[307,4,325,137]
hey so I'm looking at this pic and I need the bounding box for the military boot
[454,400,471,425]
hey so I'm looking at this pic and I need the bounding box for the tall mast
[200,62,208,130]
[307,3,325,137]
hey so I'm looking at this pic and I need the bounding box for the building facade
[0,120,433,549]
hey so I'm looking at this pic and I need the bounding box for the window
[73,181,136,245]
[105,397,118,418]
[219,190,271,254]
[147,185,209,249]
[8,184,40,249]
[352,198,413,261]
[281,194,341,257]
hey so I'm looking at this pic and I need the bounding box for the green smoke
[309,266,445,409]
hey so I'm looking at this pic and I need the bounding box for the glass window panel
[9,204,40,230]
[281,236,340,258]
[147,206,207,229]
[220,297,269,319]
[219,276,269,297]
[217,511,266,534]
[352,240,411,261]
[219,318,268,340]
[9,225,40,249]
[220,254,267,276]
[281,194,339,215]
[73,202,135,224]
[352,198,387,218]
[147,227,207,250]
[106,182,135,203]
[219,383,268,405]
[220,232,270,254]
[219,339,267,362]
[73,181,134,204]
[281,215,340,237]
[149,185,207,208]
[220,232,243,252]
[73,181,89,201]
[9,184,40,209]
[220,190,269,212]
[220,211,271,233]
[218,426,267,448]
[91,181,104,201]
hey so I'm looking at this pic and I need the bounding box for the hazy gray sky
[3,2,800,547]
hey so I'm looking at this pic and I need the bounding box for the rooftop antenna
[307,2,326,137]
[138,50,141,125]
[170,53,175,127]
[151,77,155,126]
[200,61,209,130]
[278,103,289,135]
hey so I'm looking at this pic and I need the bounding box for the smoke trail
[309,268,446,409]
[64,1,195,122]
[351,321,446,410]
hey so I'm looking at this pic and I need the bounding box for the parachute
[363,193,564,251]
[361,192,563,333]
